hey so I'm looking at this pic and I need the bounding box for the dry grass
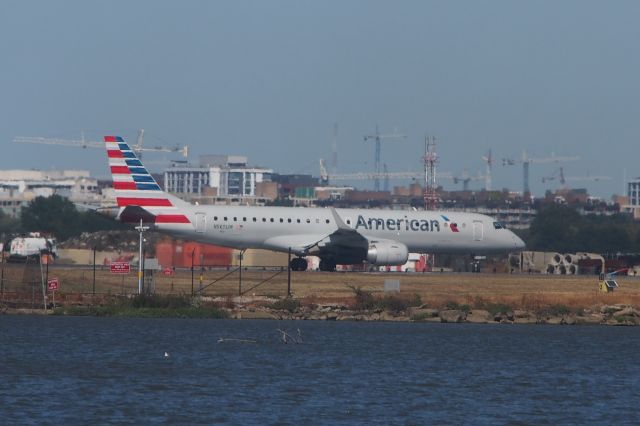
[3,263,640,310]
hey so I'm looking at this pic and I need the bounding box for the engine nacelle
[366,240,409,266]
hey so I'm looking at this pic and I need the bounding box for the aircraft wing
[262,208,369,257]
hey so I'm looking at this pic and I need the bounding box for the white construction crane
[502,151,580,194]
[14,129,189,159]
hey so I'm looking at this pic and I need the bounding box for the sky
[1,0,639,198]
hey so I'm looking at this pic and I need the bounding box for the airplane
[103,136,525,271]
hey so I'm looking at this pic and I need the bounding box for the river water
[1,316,639,425]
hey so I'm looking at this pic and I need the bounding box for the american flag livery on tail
[104,136,192,226]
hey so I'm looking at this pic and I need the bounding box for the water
[1,317,639,425]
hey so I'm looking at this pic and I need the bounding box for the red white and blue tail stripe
[104,136,191,226]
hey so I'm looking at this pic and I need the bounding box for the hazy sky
[1,0,638,197]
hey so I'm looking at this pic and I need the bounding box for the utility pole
[364,126,406,191]
[135,219,149,295]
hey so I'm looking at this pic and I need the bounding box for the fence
[0,258,294,308]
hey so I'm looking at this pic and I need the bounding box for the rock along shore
[3,297,640,325]
[230,303,640,326]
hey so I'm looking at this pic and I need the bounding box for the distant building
[627,178,640,219]
[0,169,102,217]
[163,155,273,205]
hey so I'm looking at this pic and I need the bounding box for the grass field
[3,262,640,311]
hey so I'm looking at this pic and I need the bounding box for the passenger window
[297,219,301,223]
[262,218,266,222]
[306,219,310,223]
[253,217,257,222]
[287,218,291,223]
[224,217,227,221]
[280,218,284,223]
[214,216,218,221]
[233,217,237,221]
[270,218,274,223]
[325,219,330,224]
[243,217,247,222]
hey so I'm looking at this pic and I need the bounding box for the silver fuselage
[154,205,525,255]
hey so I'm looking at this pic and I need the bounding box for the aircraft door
[473,220,483,241]
[195,213,206,233]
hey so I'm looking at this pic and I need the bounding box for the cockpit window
[493,222,504,229]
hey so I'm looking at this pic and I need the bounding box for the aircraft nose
[511,232,525,251]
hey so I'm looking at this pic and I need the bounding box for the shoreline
[3,302,640,326]
[2,271,640,325]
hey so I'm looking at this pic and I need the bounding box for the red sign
[163,267,174,276]
[110,262,131,274]
[47,278,59,291]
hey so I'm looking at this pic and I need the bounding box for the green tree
[0,209,21,240]
[524,203,640,253]
[20,195,125,241]
[20,195,82,240]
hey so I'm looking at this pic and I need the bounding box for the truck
[2,233,58,263]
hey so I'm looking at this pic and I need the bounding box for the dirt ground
[2,262,639,310]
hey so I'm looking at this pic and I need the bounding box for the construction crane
[319,159,451,186]
[363,126,406,191]
[451,169,486,191]
[502,151,580,195]
[14,129,189,159]
[542,167,612,189]
[481,149,493,191]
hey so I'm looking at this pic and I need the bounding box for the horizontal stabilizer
[118,205,156,224]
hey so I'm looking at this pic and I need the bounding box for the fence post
[92,246,96,295]
[199,254,204,293]
[238,250,243,297]
[191,249,195,297]
[1,249,5,299]
[287,247,292,297]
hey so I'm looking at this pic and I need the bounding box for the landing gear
[289,257,308,272]
[319,258,337,272]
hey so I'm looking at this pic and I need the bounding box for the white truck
[4,233,57,262]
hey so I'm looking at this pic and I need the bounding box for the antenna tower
[423,136,439,210]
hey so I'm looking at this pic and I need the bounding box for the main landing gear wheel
[319,259,337,272]
[289,257,308,271]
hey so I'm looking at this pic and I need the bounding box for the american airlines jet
[104,136,525,271]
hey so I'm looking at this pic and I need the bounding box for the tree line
[0,195,125,242]
[515,204,640,254]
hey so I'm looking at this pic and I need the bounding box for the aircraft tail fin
[104,136,191,225]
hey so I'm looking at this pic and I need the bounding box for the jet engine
[366,240,409,265]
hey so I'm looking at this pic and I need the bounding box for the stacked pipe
[549,252,604,275]
[518,251,605,275]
